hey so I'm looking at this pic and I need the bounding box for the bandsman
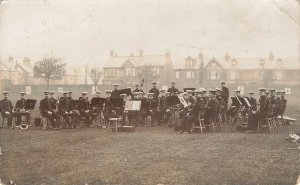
[0,91,14,127]
[14,92,30,126]
[40,91,58,128]
[79,91,91,127]
[149,81,160,100]
[167,81,179,96]
[157,89,172,125]
[111,84,120,98]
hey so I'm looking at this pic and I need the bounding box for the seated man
[40,91,58,128]
[58,91,73,128]
[14,92,30,126]
[204,89,219,126]
[142,93,158,126]
[0,91,14,127]
[91,91,104,126]
[79,92,92,127]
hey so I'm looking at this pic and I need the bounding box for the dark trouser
[128,111,142,126]
[14,112,30,126]
[79,111,92,126]
[142,110,156,125]
[158,109,172,123]
[180,116,194,132]
[247,111,267,131]
[1,113,13,126]
[42,112,58,127]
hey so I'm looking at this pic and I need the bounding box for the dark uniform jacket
[145,99,158,111]
[268,96,277,117]
[111,90,120,98]
[221,86,229,103]
[249,97,257,111]
[15,99,27,111]
[58,98,70,113]
[0,98,13,114]
[206,97,219,118]
[40,98,51,115]
[79,98,90,112]
[280,97,287,115]
[158,96,169,110]
[49,98,58,110]
[167,87,179,95]
[258,95,269,118]
[149,87,160,100]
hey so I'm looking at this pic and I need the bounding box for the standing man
[167,81,180,96]
[68,91,73,101]
[149,81,160,100]
[157,89,171,125]
[58,91,72,128]
[204,89,219,126]
[220,81,229,110]
[111,84,120,98]
[142,93,158,126]
[0,91,14,127]
[132,83,144,94]
[14,92,30,126]
[248,91,257,111]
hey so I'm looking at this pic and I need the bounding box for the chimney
[165,51,171,58]
[110,49,114,57]
[225,53,230,61]
[269,51,274,61]
[8,56,14,63]
[23,57,31,66]
[139,50,143,57]
[198,51,203,61]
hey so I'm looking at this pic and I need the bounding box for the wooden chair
[257,118,274,133]
[193,112,206,134]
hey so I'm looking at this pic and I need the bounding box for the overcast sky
[0,0,299,66]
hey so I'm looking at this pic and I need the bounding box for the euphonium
[20,122,29,130]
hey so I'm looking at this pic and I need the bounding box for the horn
[20,122,28,130]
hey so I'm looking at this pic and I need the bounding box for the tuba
[20,121,29,130]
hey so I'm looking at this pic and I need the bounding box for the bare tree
[137,65,159,91]
[90,68,103,91]
[34,57,66,90]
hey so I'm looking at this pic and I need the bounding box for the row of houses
[102,50,300,89]
[1,51,299,91]
[0,56,94,89]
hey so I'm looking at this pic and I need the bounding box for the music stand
[25,99,37,110]
[119,88,132,96]
[91,98,106,108]
[109,97,124,108]
[166,96,181,107]
[125,100,141,111]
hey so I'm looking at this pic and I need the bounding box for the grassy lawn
[0,123,299,185]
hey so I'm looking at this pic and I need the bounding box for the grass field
[0,123,299,185]
[0,93,300,185]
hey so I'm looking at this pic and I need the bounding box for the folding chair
[107,118,122,133]
[192,112,206,134]
[257,118,274,133]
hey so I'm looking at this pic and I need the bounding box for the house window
[175,71,179,79]
[228,71,236,80]
[187,71,194,79]
[209,71,219,80]
[274,71,283,80]
[108,68,116,77]
[277,59,283,67]
[126,67,135,76]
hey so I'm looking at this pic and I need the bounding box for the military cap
[160,89,166,93]
[133,92,139,95]
[234,89,241,92]
[69,91,73,93]
[220,81,226,84]
[135,83,140,86]
[63,91,69,95]
[120,94,127,98]
[171,81,176,84]
[249,91,255,94]
[82,91,88,95]
[148,93,154,96]
[209,89,216,94]
[268,88,276,92]
[43,91,50,95]
[138,92,144,95]
[105,90,112,93]
[2,91,9,95]
[113,84,119,87]
[258,87,267,92]
[19,91,26,94]
[50,91,55,95]
[152,81,157,84]
[95,91,101,94]
[194,89,200,93]
[215,88,222,92]
[186,90,193,93]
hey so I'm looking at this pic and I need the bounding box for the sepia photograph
[0,0,299,184]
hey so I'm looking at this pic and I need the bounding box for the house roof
[104,55,170,68]
[16,62,34,75]
[205,57,300,70]
[173,56,203,69]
